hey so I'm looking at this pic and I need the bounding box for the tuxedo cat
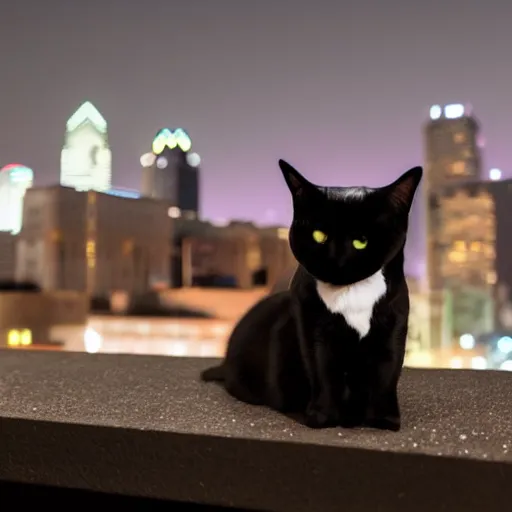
[201,160,422,431]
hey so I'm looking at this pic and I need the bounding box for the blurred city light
[84,327,103,354]
[444,103,464,118]
[489,168,502,181]
[186,152,201,167]
[459,333,475,350]
[156,156,168,169]
[497,335,512,354]
[450,357,463,369]
[500,360,512,371]
[140,152,156,167]
[429,105,441,120]
[471,356,487,370]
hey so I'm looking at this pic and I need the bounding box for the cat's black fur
[201,160,422,431]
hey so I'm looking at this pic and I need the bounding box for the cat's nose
[328,241,337,259]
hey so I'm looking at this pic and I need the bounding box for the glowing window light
[66,101,107,133]
[20,329,32,346]
[444,104,464,119]
[429,105,442,120]
[7,329,20,346]
[86,240,96,268]
[489,168,502,181]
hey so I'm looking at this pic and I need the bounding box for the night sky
[1,0,511,277]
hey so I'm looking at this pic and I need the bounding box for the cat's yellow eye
[352,238,368,250]
[312,230,328,244]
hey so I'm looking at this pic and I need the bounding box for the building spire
[66,101,107,133]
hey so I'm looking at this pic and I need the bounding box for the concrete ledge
[0,350,511,511]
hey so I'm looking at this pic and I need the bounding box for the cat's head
[279,159,422,286]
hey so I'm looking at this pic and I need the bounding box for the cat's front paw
[304,405,339,429]
[366,415,401,432]
[340,413,365,429]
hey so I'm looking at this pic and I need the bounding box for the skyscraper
[424,103,483,191]
[140,128,200,218]
[423,104,484,291]
[60,101,112,192]
[0,163,34,234]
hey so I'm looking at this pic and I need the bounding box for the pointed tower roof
[66,101,107,133]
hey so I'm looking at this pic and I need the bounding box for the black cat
[201,159,422,431]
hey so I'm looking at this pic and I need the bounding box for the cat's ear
[385,166,423,212]
[278,159,317,198]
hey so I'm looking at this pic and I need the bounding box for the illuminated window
[453,240,466,251]
[7,329,20,346]
[451,161,466,175]
[86,240,96,255]
[448,251,466,263]
[20,329,32,346]
[453,133,466,143]
[86,240,96,268]
[470,241,481,252]
[487,271,497,285]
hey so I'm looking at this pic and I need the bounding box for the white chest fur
[316,270,387,339]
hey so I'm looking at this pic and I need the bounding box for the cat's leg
[340,369,367,428]
[294,301,341,428]
[303,339,342,428]
[364,322,407,431]
[365,363,401,431]
[266,319,308,414]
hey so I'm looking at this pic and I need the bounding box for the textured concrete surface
[1,350,511,511]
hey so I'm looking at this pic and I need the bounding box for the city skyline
[2,0,512,275]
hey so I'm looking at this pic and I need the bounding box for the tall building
[0,163,34,234]
[16,186,172,297]
[60,101,112,192]
[424,103,483,191]
[427,178,512,334]
[423,104,484,292]
[140,128,200,218]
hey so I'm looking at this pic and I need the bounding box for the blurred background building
[2,96,511,371]
[15,186,172,298]
[0,163,34,234]
[60,101,112,192]
[140,128,200,219]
